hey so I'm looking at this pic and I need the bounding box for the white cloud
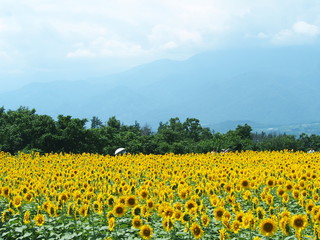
[66,38,146,58]
[256,32,268,39]
[66,49,96,58]
[0,18,21,33]
[147,24,203,52]
[293,21,319,36]
[0,50,9,59]
[161,41,178,50]
[51,21,109,39]
[272,21,320,45]
[1,0,320,90]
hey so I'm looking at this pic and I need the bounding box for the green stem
[73,213,78,235]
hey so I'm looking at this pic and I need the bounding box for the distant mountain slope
[1,46,320,131]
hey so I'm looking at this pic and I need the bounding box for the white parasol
[114,148,126,155]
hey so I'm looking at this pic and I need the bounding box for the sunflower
[256,207,265,220]
[266,177,276,188]
[226,194,235,205]
[314,212,320,224]
[126,195,137,208]
[236,211,245,223]
[178,189,189,200]
[67,203,75,216]
[12,195,23,208]
[139,189,149,199]
[23,210,31,224]
[42,202,50,212]
[313,192,320,202]
[163,206,174,218]
[1,208,14,222]
[79,204,89,217]
[276,187,285,197]
[173,202,183,211]
[146,199,155,210]
[219,228,227,240]
[48,204,57,217]
[214,206,225,221]
[292,190,300,200]
[132,205,142,216]
[265,194,274,206]
[107,195,115,207]
[182,213,191,223]
[224,183,233,193]
[285,182,293,191]
[113,203,126,217]
[139,225,153,240]
[201,214,210,227]
[279,217,290,236]
[34,214,45,227]
[243,190,252,200]
[185,200,197,212]
[280,209,291,219]
[240,179,250,189]
[171,210,181,222]
[2,186,10,198]
[118,196,126,205]
[59,192,68,203]
[190,222,204,239]
[243,212,254,229]
[305,201,315,214]
[231,220,241,233]
[162,218,174,231]
[132,216,142,229]
[24,192,33,202]
[282,193,289,203]
[108,217,115,231]
[311,206,320,219]
[291,214,308,231]
[93,201,103,215]
[260,218,277,236]
[210,195,219,207]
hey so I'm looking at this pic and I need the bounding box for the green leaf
[15,225,27,233]
[22,232,33,238]
[284,236,297,240]
[59,233,78,240]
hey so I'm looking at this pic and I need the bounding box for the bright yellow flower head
[259,218,277,237]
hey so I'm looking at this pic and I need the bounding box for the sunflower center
[193,226,201,235]
[116,207,124,214]
[134,220,141,227]
[294,219,304,227]
[143,229,151,236]
[187,203,194,209]
[263,222,274,232]
[242,181,249,187]
[217,210,223,217]
[128,198,135,205]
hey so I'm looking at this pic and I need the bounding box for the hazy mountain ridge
[1,46,320,134]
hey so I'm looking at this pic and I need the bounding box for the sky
[1,0,320,92]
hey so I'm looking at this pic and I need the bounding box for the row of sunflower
[0,150,320,239]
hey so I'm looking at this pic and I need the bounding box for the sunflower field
[0,150,320,239]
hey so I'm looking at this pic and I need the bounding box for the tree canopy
[0,106,319,155]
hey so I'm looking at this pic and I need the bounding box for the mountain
[1,46,320,132]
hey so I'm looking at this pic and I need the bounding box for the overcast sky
[1,0,320,91]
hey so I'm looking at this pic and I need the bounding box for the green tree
[91,116,103,129]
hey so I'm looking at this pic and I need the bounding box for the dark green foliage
[1,106,320,154]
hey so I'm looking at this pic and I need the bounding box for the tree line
[0,107,319,155]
